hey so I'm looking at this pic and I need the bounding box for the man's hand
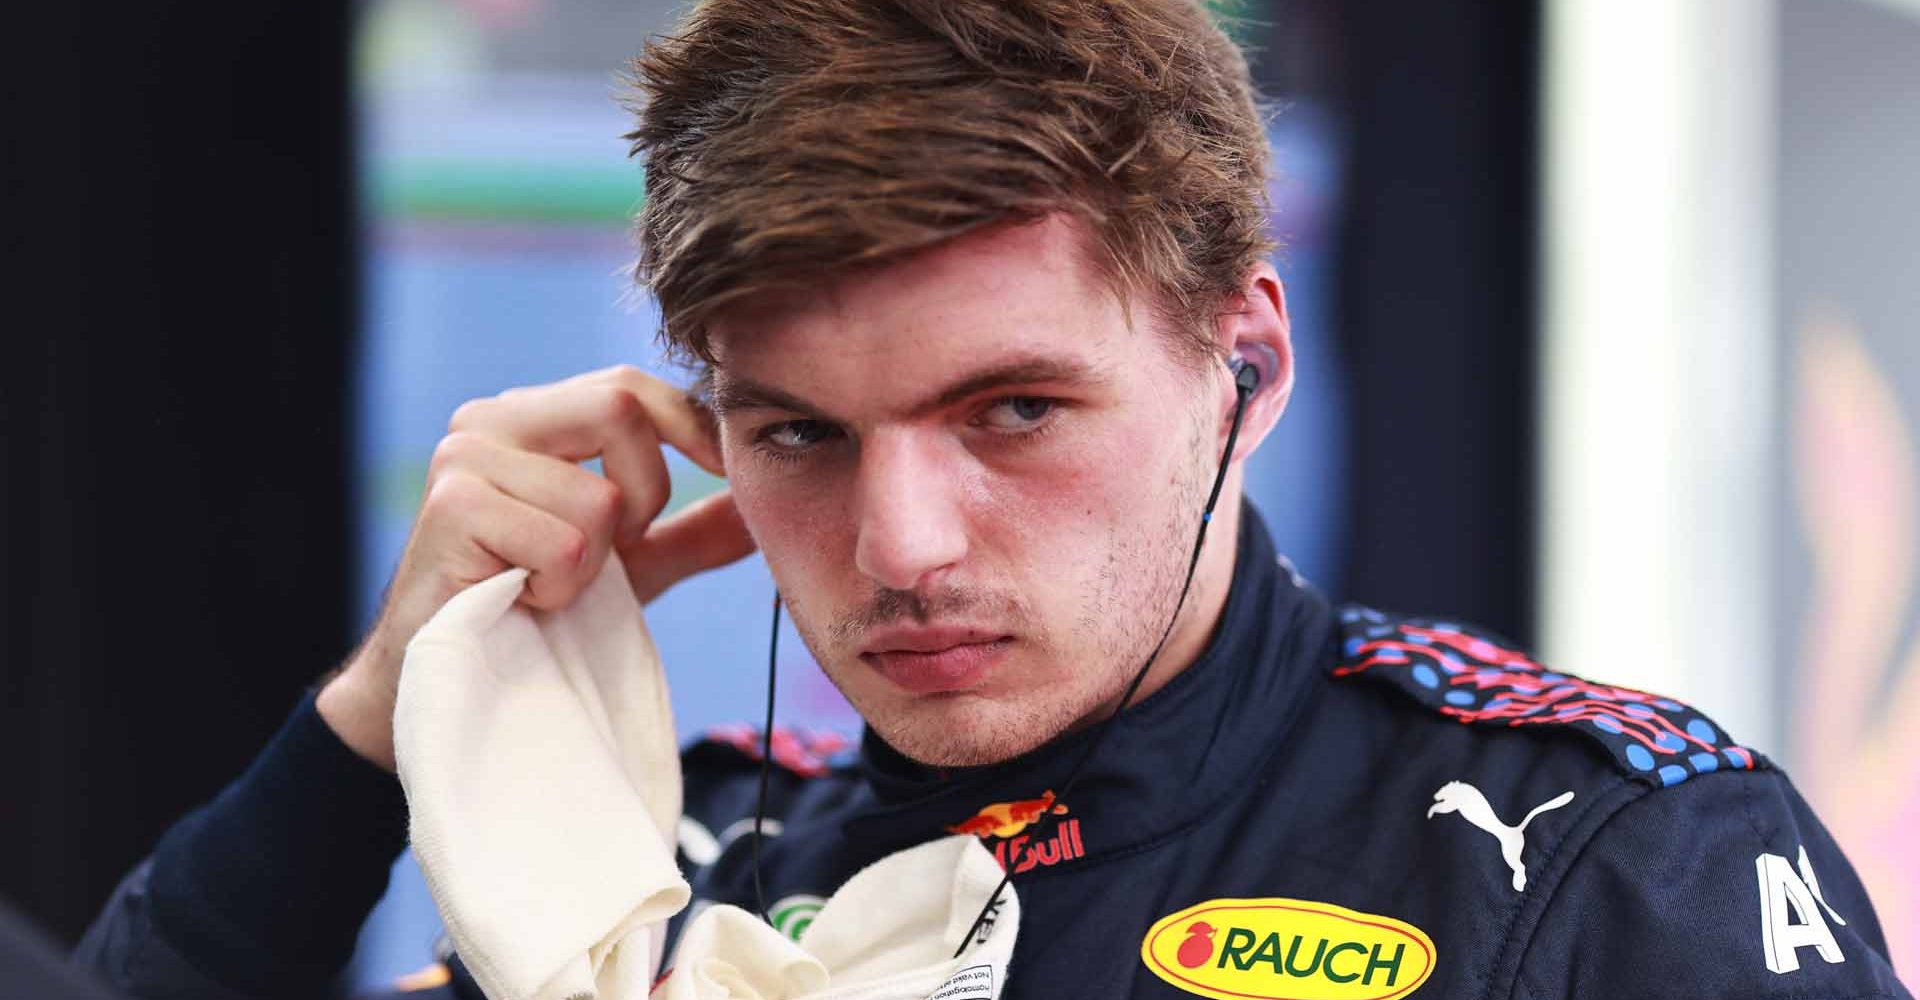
[316,365,758,772]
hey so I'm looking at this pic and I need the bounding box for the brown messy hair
[622,0,1275,375]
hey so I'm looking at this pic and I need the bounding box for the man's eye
[761,420,833,450]
[978,396,1058,431]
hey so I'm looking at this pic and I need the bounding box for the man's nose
[852,429,968,592]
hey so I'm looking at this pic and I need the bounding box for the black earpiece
[1226,344,1277,400]
[1228,355,1260,396]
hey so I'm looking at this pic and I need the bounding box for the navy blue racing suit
[75,500,1912,999]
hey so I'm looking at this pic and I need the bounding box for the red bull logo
[946,790,1086,873]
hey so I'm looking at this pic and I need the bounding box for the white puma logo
[1427,780,1575,891]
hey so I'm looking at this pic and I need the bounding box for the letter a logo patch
[1756,845,1847,975]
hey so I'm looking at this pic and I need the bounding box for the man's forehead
[705,213,1116,353]
[701,214,1141,421]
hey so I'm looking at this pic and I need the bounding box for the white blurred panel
[1539,0,1778,751]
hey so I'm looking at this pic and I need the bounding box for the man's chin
[861,692,1072,768]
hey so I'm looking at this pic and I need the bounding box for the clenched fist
[316,365,758,772]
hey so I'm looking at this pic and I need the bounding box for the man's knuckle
[603,386,644,424]
[588,478,624,521]
[428,431,476,474]
[599,363,649,385]
[437,466,491,502]
[603,365,668,405]
[554,526,591,569]
[447,398,487,432]
[420,477,460,518]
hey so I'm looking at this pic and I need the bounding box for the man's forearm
[74,685,412,998]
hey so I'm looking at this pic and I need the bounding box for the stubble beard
[1066,406,1216,746]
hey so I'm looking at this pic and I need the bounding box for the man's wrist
[315,659,399,774]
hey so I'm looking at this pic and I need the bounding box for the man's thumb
[622,488,759,605]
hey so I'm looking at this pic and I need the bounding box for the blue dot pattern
[1331,605,1767,789]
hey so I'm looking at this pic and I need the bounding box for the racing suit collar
[848,497,1333,865]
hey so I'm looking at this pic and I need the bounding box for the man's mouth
[859,627,1013,695]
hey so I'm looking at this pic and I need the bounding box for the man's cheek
[733,469,842,542]
[727,493,832,606]
[975,448,1130,522]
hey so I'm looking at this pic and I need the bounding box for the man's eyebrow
[907,356,1114,416]
[706,378,819,420]
[708,356,1113,421]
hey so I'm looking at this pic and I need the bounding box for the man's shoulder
[1295,601,1777,898]
[1322,602,1768,791]
[681,722,861,780]
[675,723,867,867]
[1306,607,1911,998]
[1300,601,1781,903]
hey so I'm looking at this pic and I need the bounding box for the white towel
[393,559,1019,1000]
[659,834,1019,1000]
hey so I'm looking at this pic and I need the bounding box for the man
[75,1,1910,998]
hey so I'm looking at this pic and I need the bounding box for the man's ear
[1212,262,1294,464]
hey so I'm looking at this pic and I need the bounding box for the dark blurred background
[5,0,1916,992]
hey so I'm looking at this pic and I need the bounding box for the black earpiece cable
[753,591,781,924]
[947,360,1257,956]
[749,358,1260,950]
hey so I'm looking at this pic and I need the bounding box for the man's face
[707,213,1220,766]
